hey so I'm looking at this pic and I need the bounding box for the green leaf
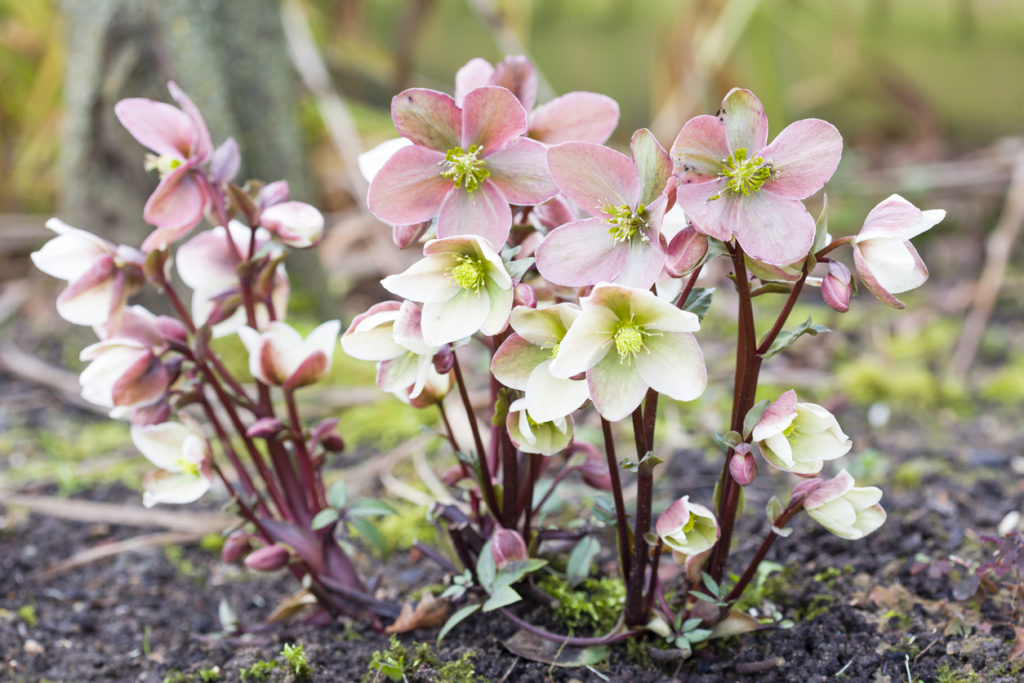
[766,495,783,524]
[682,287,714,321]
[504,257,535,282]
[592,495,617,525]
[702,571,722,598]
[348,518,388,557]
[475,539,496,592]
[637,450,663,468]
[742,399,770,439]
[326,481,348,509]
[761,317,829,359]
[567,536,601,588]
[437,603,481,645]
[712,430,743,454]
[493,558,548,591]
[310,508,339,530]
[345,498,397,518]
[483,585,521,612]
[812,193,830,254]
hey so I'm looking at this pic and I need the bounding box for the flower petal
[367,145,450,225]
[491,334,549,389]
[858,194,945,241]
[341,303,405,361]
[731,192,816,266]
[719,88,768,154]
[547,142,641,218]
[630,128,672,207]
[489,56,537,113]
[380,254,459,304]
[529,91,619,144]
[614,238,666,290]
[549,303,617,378]
[588,353,648,422]
[856,238,928,295]
[752,390,798,441]
[142,163,205,232]
[114,98,194,158]
[391,88,461,152]
[131,422,196,471]
[460,86,527,154]
[525,360,589,422]
[32,219,114,280]
[167,81,212,161]
[762,119,842,200]
[454,58,495,106]
[486,137,558,205]
[480,279,513,336]
[635,333,706,402]
[510,303,578,346]
[535,219,627,287]
[671,114,730,181]
[358,137,413,182]
[436,179,513,246]
[420,290,491,346]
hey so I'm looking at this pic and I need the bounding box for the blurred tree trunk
[59,0,325,306]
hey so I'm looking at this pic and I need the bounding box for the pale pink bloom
[751,390,851,476]
[656,496,719,557]
[853,194,944,309]
[245,544,291,572]
[176,223,289,337]
[367,86,557,246]
[491,303,589,422]
[238,320,341,390]
[259,201,325,248]
[536,129,674,290]
[800,469,886,540]
[506,398,574,456]
[115,82,213,252]
[131,419,213,507]
[79,306,171,417]
[820,260,853,312]
[380,235,513,346]
[31,218,144,326]
[454,55,620,145]
[358,138,432,248]
[549,284,706,422]
[671,88,842,266]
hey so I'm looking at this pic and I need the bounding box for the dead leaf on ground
[384,592,451,634]
[266,588,319,623]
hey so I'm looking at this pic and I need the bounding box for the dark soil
[3,406,1024,682]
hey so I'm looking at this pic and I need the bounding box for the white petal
[634,332,707,402]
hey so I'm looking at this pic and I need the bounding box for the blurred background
[1,0,1023,492]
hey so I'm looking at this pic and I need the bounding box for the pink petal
[454,58,495,106]
[752,390,798,442]
[762,119,842,200]
[630,129,672,207]
[657,497,691,536]
[285,351,329,390]
[859,194,944,241]
[490,56,537,112]
[730,192,816,266]
[112,353,167,407]
[142,163,205,230]
[167,81,212,161]
[367,145,450,225]
[529,92,619,144]
[114,98,194,158]
[674,179,734,242]
[391,88,461,152]
[804,469,855,509]
[486,137,557,205]
[547,142,641,218]
[461,86,527,154]
[635,332,706,402]
[719,89,768,154]
[588,352,648,422]
[614,239,666,290]
[535,219,628,287]
[436,179,512,246]
[56,255,118,325]
[671,115,729,181]
[492,334,548,389]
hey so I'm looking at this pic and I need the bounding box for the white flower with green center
[380,235,513,346]
[131,420,213,508]
[656,496,719,557]
[506,398,573,456]
[549,283,706,422]
[751,389,851,476]
[799,470,886,540]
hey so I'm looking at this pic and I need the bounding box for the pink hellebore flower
[238,320,341,391]
[820,260,853,313]
[751,390,851,476]
[549,284,706,422]
[506,398,574,456]
[454,55,620,145]
[671,88,842,266]
[380,235,513,346]
[799,469,886,540]
[131,420,213,507]
[656,496,719,557]
[115,82,213,252]
[31,218,144,326]
[853,194,945,309]
[536,129,674,290]
[491,303,589,422]
[358,138,432,249]
[367,86,557,247]
[259,201,325,249]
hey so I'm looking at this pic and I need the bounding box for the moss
[18,604,38,627]
[979,352,1024,404]
[238,659,276,682]
[801,593,836,622]
[935,661,981,683]
[280,643,311,680]
[373,503,435,555]
[363,636,482,682]
[537,574,625,633]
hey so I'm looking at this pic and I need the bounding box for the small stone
[24,639,44,655]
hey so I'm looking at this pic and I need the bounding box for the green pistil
[681,514,696,534]
[605,203,648,243]
[448,253,487,291]
[712,147,773,199]
[441,145,489,192]
[175,458,200,477]
[613,320,646,361]
[144,153,183,178]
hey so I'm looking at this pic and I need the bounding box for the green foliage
[17,603,37,627]
[980,352,1024,404]
[369,502,435,556]
[537,574,625,633]
[363,636,482,682]
[436,651,482,683]
[280,643,311,680]
[935,661,981,683]
[238,658,276,682]
[336,401,437,450]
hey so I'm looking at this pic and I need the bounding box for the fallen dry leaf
[266,588,319,623]
[384,592,451,634]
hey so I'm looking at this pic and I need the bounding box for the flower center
[714,147,774,198]
[448,254,487,291]
[175,457,200,477]
[604,204,648,243]
[613,320,646,361]
[144,153,183,179]
[681,514,696,535]
[441,145,489,192]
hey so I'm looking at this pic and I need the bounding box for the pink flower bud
[576,443,613,491]
[260,201,325,249]
[432,346,454,375]
[728,443,757,486]
[155,316,189,344]
[321,432,345,453]
[131,400,171,427]
[221,531,252,564]
[821,260,852,313]
[392,221,430,249]
[491,528,529,570]
[259,180,290,209]
[246,417,285,439]
[244,544,290,572]
[209,137,240,184]
[666,225,708,277]
[442,464,468,486]
[513,283,537,308]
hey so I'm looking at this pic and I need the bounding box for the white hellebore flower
[853,194,945,309]
[800,469,886,540]
[656,496,719,557]
[260,201,325,248]
[131,420,213,507]
[506,398,573,456]
[381,235,513,346]
[751,390,851,476]
[491,303,589,422]
[548,283,706,422]
[238,320,341,390]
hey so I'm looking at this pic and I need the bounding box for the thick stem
[600,417,631,582]
[197,395,273,517]
[452,350,500,518]
[285,388,325,510]
[500,430,519,529]
[642,539,663,618]
[625,456,655,626]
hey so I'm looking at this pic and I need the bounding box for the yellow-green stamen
[711,147,774,199]
[144,153,183,178]
[448,253,487,291]
[681,514,696,534]
[613,320,646,361]
[441,145,489,192]
[175,458,200,477]
[604,203,649,243]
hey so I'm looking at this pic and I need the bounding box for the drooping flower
[491,528,530,570]
[259,201,325,248]
[115,82,214,252]
[536,129,674,290]
[799,469,886,540]
[751,389,851,476]
[130,419,213,507]
[671,88,842,266]
[506,398,574,456]
[31,218,145,326]
[238,320,341,390]
[380,235,513,346]
[454,55,620,145]
[656,496,719,557]
[548,284,706,422]
[367,86,557,246]
[853,194,945,309]
[491,303,589,422]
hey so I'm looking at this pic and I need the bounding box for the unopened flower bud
[244,544,290,572]
[156,316,189,344]
[221,531,252,564]
[246,417,285,440]
[821,260,852,313]
[209,137,241,184]
[131,400,171,427]
[432,346,454,375]
[728,443,757,486]
[666,225,708,277]
[260,201,325,249]
[491,528,529,570]
[258,180,290,209]
[392,221,430,249]
[442,464,469,486]
[513,283,537,308]
[574,443,613,491]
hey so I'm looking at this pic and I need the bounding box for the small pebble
[24,639,44,655]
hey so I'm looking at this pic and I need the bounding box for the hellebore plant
[35,60,942,663]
